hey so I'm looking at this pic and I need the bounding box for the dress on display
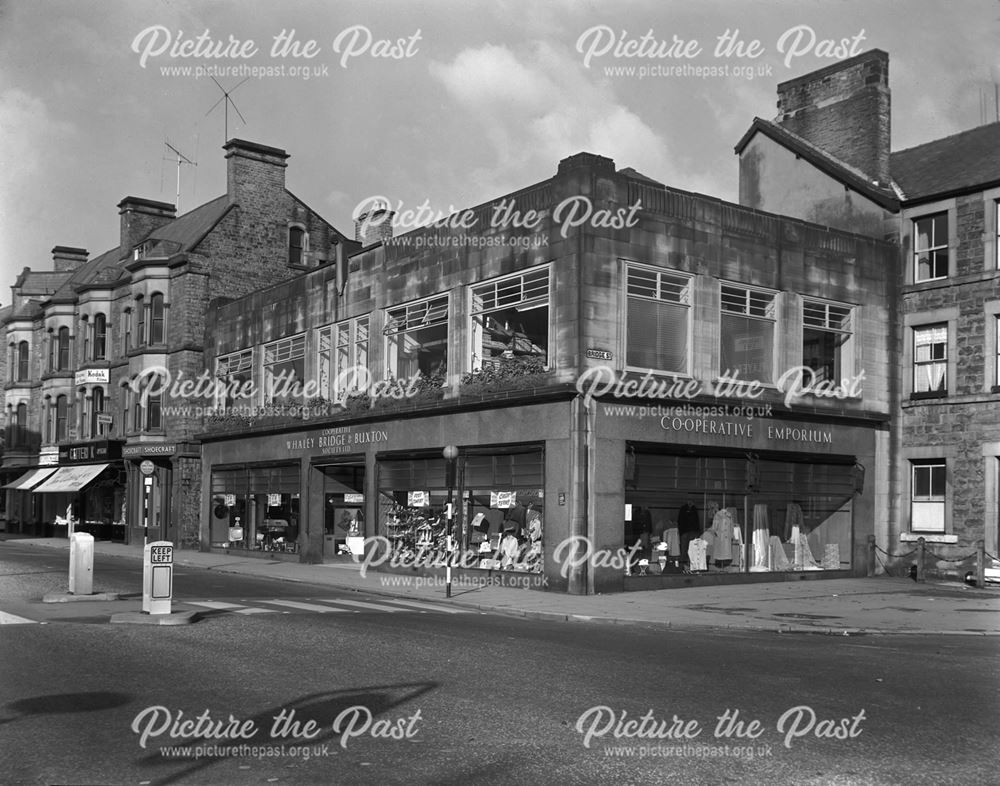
[784,502,804,542]
[665,527,680,557]
[710,508,734,562]
[794,532,821,569]
[688,538,708,571]
[751,504,769,571]
[769,535,791,571]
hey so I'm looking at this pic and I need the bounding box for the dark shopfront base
[624,569,854,591]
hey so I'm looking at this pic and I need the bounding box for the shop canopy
[33,463,110,494]
[1,467,59,491]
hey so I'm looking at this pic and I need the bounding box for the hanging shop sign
[267,493,282,507]
[344,493,364,504]
[74,368,110,385]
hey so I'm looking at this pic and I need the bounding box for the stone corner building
[737,48,1000,575]
[1,139,356,547]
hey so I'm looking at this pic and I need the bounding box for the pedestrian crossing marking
[314,598,402,613]
[0,610,39,625]
[369,598,470,614]
[261,599,351,613]
[180,597,471,617]
[187,601,278,615]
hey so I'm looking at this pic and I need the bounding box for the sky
[1,0,999,296]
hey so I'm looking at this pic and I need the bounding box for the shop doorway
[318,463,366,559]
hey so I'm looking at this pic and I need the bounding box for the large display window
[624,448,854,576]
[211,463,301,552]
[377,446,544,573]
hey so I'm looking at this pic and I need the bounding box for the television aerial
[205,76,249,143]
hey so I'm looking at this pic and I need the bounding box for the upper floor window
[12,402,27,448]
[913,324,948,395]
[81,315,90,362]
[123,308,132,354]
[624,265,690,374]
[215,349,254,410]
[55,394,68,442]
[146,378,162,431]
[263,335,306,405]
[135,296,147,348]
[319,317,370,402]
[914,213,948,282]
[91,386,106,437]
[910,460,946,532]
[149,294,165,345]
[996,316,1000,388]
[289,226,307,266]
[802,299,854,383]
[384,295,449,381]
[10,341,30,383]
[471,267,549,373]
[720,284,777,383]
[56,327,71,371]
[93,313,107,361]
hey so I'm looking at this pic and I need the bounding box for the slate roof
[142,194,232,254]
[890,121,1000,202]
[15,270,74,296]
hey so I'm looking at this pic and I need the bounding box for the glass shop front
[377,445,544,574]
[624,447,857,577]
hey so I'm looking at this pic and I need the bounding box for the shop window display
[211,464,301,552]
[624,450,854,576]
[377,449,544,574]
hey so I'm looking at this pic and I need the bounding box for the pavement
[3,535,1000,636]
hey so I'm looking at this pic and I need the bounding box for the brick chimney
[118,197,176,257]
[775,49,890,185]
[354,200,395,247]
[224,139,289,206]
[51,246,89,272]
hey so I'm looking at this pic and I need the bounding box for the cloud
[0,89,78,287]
[428,41,674,196]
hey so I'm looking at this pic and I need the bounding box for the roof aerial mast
[163,139,197,213]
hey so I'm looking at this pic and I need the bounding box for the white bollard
[68,532,94,595]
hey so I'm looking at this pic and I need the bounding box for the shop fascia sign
[59,439,123,464]
[74,368,110,385]
[284,426,389,453]
[122,444,176,458]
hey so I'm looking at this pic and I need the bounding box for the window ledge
[900,532,958,544]
[909,391,948,401]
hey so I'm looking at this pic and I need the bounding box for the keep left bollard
[143,541,173,615]
[68,532,94,595]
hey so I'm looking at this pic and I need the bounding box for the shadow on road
[135,681,438,785]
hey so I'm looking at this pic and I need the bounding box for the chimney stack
[354,199,395,247]
[118,197,176,258]
[51,246,89,272]
[775,49,890,185]
[224,138,289,206]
